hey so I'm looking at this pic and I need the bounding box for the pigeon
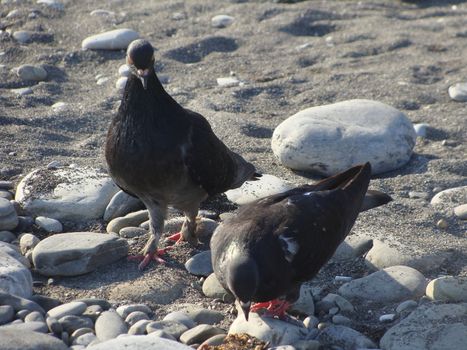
[105,39,258,269]
[210,162,391,320]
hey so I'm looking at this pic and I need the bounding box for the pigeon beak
[137,69,149,90]
[240,301,251,321]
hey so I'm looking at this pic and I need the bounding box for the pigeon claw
[250,299,291,320]
[127,247,172,270]
[165,232,182,243]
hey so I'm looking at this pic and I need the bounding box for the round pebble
[0,198,15,217]
[379,313,396,322]
[35,216,63,233]
[454,204,467,220]
[119,226,147,238]
[13,31,32,43]
[16,64,48,81]
[448,82,467,102]
[436,218,448,229]
[19,233,40,254]
[125,311,149,326]
[426,276,467,302]
[211,15,234,28]
[413,123,429,138]
[116,304,151,319]
[82,29,139,50]
[52,102,70,113]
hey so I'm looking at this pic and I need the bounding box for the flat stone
[35,216,63,233]
[431,186,467,206]
[15,167,119,222]
[47,301,87,319]
[90,9,115,17]
[288,284,315,316]
[59,314,94,334]
[0,304,14,325]
[199,334,227,347]
[338,265,427,303]
[225,174,293,205]
[211,15,234,28]
[331,235,373,262]
[125,311,149,326]
[178,305,224,325]
[0,320,48,333]
[82,29,140,50]
[202,273,234,302]
[95,310,127,341]
[0,250,33,298]
[87,335,192,349]
[119,226,147,238]
[229,312,307,346]
[216,77,240,87]
[103,190,143,221]
[12,30,33,43]
[73,332,97,346]
[33,232,128,276]
[185,250,213,277]
[128,319,151,335]
[317,325,376,350]
[11,87,33,96]
[271,99,416,175]
[448,82,467,102]
[146,320,188,339]
[0,329,68,349]
[107,210,149,234]
[162,311,196,329]
[426,276,467,302]
[396,300,418,314]
[51,102,70,113]
[454,204,467,219]
[180,324,225,345]
[380,303,467,350]
[0,292,45,313]
[16,64,48,81]
[116,304,151,319]
[25,310,45,322]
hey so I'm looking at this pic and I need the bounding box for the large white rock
[0,250,33,299]
[15,167,119,222]
[380,303,467,350]
[271,99,416,175]
[225,174,294,205]
[82,29,139,50]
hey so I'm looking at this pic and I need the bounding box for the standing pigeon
[211,163,391,320]
[105,39,258,269]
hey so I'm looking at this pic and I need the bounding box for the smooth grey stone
[147,329,176,340]
[95,310,127,341]
[107,210,149,234]
[293,340,320,350]
[125,311,149,326]
[338,266,427,303]
[163,311,196,329]
[303,316,319,329]
[332,235,373,262]
[35,216,63,233]
[19,233,40,254]
[146,320,188,340]
[87,335,192,349]
[70,327,94,342]
[73,332,97,346]
[46,316,63,334]
[448,82,467,102]
[116,304,151,319]
[82,29,139,50]
[0,197,16,219]
[380,303,467,350]
[75,298,111,310]
[211,15,234,28]
[0,190,13,200]
[289,284,315,316]
[11,87,33,96]
[119,226,147,238]
[59,314,94,334]
[185,250,213,277]
[16,64,48,81]
[396,300,418,314]
[0,329,68,349]
[61,331,69,346]
[0,304,14,325]
[426,276,467,302]
[199,333,227,347]
[128,319,151,335]
[0,251,33,298]
[16,309,31,320]
[317,325,376,350]
[431,186,467,206]
[317,293,354,314]
[0,181,13,190]
[46,301,87,319]
[179,305,224,325]
[179,324,225,345]
[413,123,429,138]
[0,211,18,231]
[24,310,45,323]
[83,304,103,322]
[0,242,30,268]
[0,292,44,313]
[37,0,64,11]
[103,190,144,221]
[0,230,16,243]
[30,294,61,312]
[32,232,128,276]
[332,315,352,326]
[0,320,48,333]
[202,273,234,302]
[454,204,467,220]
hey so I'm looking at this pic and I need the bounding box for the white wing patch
[279,234,299,263]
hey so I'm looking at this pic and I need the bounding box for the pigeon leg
[250,299,291,319]
[128,202,167,270]
[165,206,200,246]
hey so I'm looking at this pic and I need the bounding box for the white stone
[6,9,21,18]
[82,29,139,50]
[12,87,33,96]
[448,82,467,102]
[338,266,427,303]
[19,233,40,254]
[12,31,32,43]
[216,77,240,87]
[229,312,307,346]
[380,303,467,350]
[0,250,33,298]
[225,174,293,205]
[35,216,63,233]
[271,99,416,175]
[413,123,428,138]
[37,0,64,11]
[51,102,69,113]
[379,313,396,322]
[118,64,130,77]
[426,276,467,302]
[431,186,467,206]
[97,77,110,85]
[15,167,119,222]
[211,15,234,28]
[87,335,192,349]
[16,64,47,81]
[116,77,128,93]
[454,204,467,219]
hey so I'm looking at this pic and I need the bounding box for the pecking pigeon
[105,39,258,269]
[210,162,391,320]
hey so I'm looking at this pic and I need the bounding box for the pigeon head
[126,39,155,89]
[226,254,259,321]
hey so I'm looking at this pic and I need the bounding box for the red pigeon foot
[128,247,173,270]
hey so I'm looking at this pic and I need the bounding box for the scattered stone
[271,99,416,175]
[104,190,143,221]
[0,292,45,313]
[211,15,235,28]
[73,332,97,346]
[51,102,70,113]
[303,316,319,329]
[35,216,63,233]
[338,266,427,303]
[146,320,188,339]
[19,233,40,254]
[288,284,315,316]
[448,82,467,102]
[334,276,352,283]
[293,340,320,350]
[0,251,33,298]
[15,167,119,221]
[163,217,218,240]
[229,312,307,346]
[25,311,44,323]
[225,174,293,205]
[0,305,14,325]
[87,335,193,349]
[436,218,448,229]
[163,311,196,329]
[59,314,94,334]
[116,304,151,319]
[46,301,87,320]
[379,313,396,323]
[413,123,429,138]
[317,325,377,350]
[454,204,467,220]
[179,305,224,325]
[396,300,418,314]
[12,31,32,43]
[185,250,213,277]
[37,0,65,11]
[380,303,467,350]
[331,235,373,262]
[332,315,352,326]
[95,310,127,341]
[107,210,148,234]
[430,186,467,206]
[0,329,68,349]
[82,305,102,322]
[119,226,147,238]
[11,87,33,96]
[202,273,234,302]
[408,191,429,199]
[0,198,18,231]
[0,230,16,243]
[180,324,225,345]
[82,29,140,50]
[216,77,240,87]
[32,232,128,276]
[125,311,149,326]
[16,64,48,81]
[128,319,151,335]
[90,9,115,17]
[426,276,467,302]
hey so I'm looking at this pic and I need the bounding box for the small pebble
[35,216,63,233]
[211,15,234,28]
[408,191,429,199]
[454,204,467,220]
[379,314,396,322]
[97,77,110,85]
[436,218,448,229]
[413,123,429,138]
[396,300,418,314]
[118,64,130,77]
[119,227,147,238]
[16,64,48,81]
[317,322,328,330]
[448,82,467,102]
[19,233,40,254]
[334,276,352,283]
[216,77,240,87]
[90,9,115,17]
[37,0,65,11]
[12,31,32,44]
[51,102,70,113]
[12,87,33,96]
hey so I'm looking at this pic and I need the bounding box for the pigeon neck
[226,254,259,303]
